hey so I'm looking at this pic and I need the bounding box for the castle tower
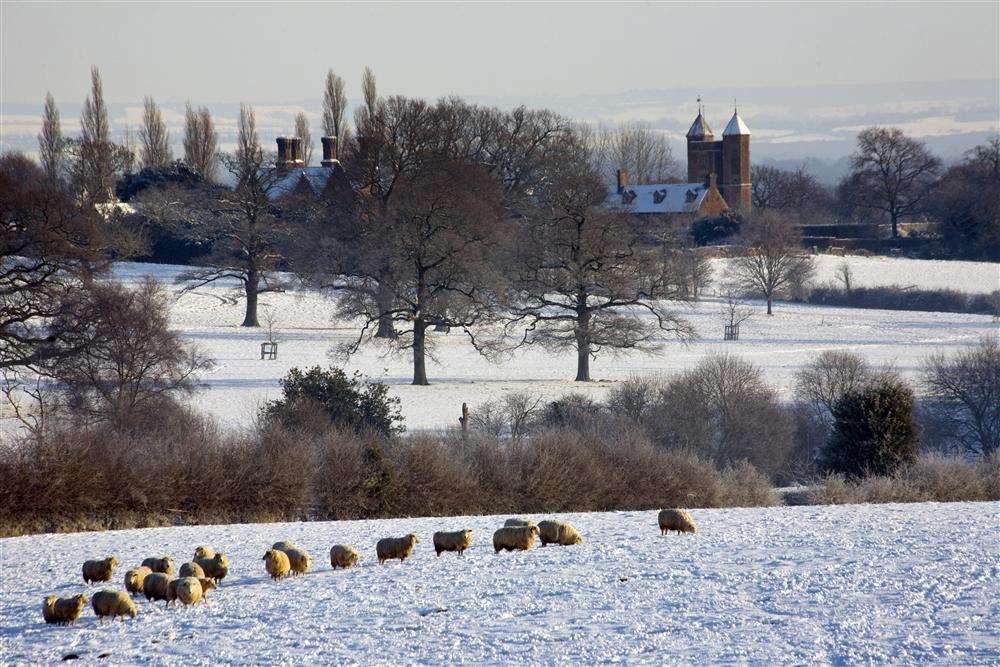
[686,104,722,185]
[721,109,751,213]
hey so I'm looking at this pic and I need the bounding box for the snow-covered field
[1,502,998,663]
[104,256,999,431]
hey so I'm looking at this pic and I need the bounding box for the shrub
[690,211,742,246]
[802,284,999,316]
[821,379,918,478]
[261,366,403,436]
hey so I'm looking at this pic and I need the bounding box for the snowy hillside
[102,257,999,431]
[1,502,997,663]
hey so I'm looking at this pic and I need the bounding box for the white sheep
[658,508,697,535]
[492,525,539,553]
[537,520,583,546]
[376,534,420,565]
[329,545,360,570]
[92,589,137,619]
[433,529,473,556]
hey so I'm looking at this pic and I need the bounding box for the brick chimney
[704,172,718,189]
[616,169,628,195]
[275,137,290,174]
[287,137,304,167]
[321,136,338,166]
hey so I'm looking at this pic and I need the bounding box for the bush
[802,284,999,316]
[808,454,1000,504]
[261,366,403,436]
[690,212,742,246]
[821,379,918,478]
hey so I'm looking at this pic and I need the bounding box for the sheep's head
[408,534,420,545]
[214,553,229,567]
[462,529,472,539]
[44,595,57,608]
[107,556,119,569]
[72,594,87,610]
[530,526,540,536]
[194,546,214,560]
[199,578,218,593]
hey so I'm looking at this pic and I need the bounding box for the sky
[2,1,998,105]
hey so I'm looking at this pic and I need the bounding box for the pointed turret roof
[686,112,713,139]
[723,111,750,136]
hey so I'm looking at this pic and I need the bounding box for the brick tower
[721,109,751,213]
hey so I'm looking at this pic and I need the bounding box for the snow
[1,502,997,663]
[723,112,751,136]
[809,254,1000,294]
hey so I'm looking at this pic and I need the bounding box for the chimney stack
[321,136,338,166]
[705,172,717,189]
[275,137,290,174]
[616,169,628,195]
[288,137,304,166]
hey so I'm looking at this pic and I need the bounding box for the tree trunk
[375,287,396,339]
[574,311,591,382]
[766,294,773,316]
[412,318,429,386]
[890,211,899,239]
[242,271,260,327]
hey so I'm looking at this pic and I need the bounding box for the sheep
[375,534,420,565]
[503,518,536,528]
[537,520,583,547]
[198,578,218,597]
[91,589,137,620]
[263,549,290,580]
[142,572,174,605]
[658,508,697,535]
[492,525,539,553]
[195,553,229,584]
[168,577,204,606]
[82,556,119,584]
[42,595,86,625]
[284,548,312,576]
[432,529,473,557]
[271,541,295,551]
[140,556,173,576]
[124,566,152,595]
[178,561,205,579]
[329,545,360,570]
[193,546,215,560]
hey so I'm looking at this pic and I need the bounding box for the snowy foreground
[1,502,998,664]
[103,256,1000,431]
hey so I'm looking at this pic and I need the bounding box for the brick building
[615,106,751,220]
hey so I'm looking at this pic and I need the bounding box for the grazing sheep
[271,541,296,551]
[329,545,360,570]
[492,525,539,553]
[433,529,473,557]
[195,553,229,584]
[142,572,174,605]
[503,518,536,528]
[263,549,290,580]
[178,562,205,579]
[140,556,173,575]
[92,590,137,620]
[124,566,152,595]
[168,577,204,606]
[283,548,312,576]
[658,508,697,535]
[538,520,583,547]
[82,556,119,584]
[42,595,86,625]
[376,534,420,565]
[193,546,215,560]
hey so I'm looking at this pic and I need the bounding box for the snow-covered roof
[686,113,713,139]
[614,183,709,214]
[723,112,750,136]
[269,164,342,200]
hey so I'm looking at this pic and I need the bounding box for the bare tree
[0,153,107,372]
[751,164,831,214]
[294,112,313,165]
[843,127,941,237]
[500,131,695,382]
[38,92,64,181]
[322,69,349,143]
[119,125,138,176]
[924,337,1000,456]
[183,102,219,183]
[49,278,214,430]
[728,211,814,315]
[720,283,754,334]
[139,96,172,169]
[583,121,678,185]
[148,105,289,327]
[794,350,875,423]
[77,66,115,203]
